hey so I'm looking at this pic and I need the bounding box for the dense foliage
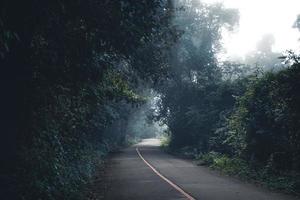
[229,59,300,170]
[1,0,300,198]
[154,0,300,194]
[156,0,239,150]
[1,0,176,199]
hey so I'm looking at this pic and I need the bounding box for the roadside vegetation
[1,1,176,199]
[159,51,300,195]
[155,1,300,196]
[1,0,300,199]
[196,151,300,194]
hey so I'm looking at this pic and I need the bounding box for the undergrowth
[196,152,300,195]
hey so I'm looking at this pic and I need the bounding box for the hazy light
[202,0,300,57]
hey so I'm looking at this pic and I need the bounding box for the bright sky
[202,0,300,58]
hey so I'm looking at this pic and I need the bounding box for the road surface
[103,139,299,200]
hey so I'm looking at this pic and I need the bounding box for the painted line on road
[136,147,196,200]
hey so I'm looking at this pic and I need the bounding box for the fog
[202,0,300,58]
[130,0,300,139]
[126,91,167,139]
[4,0,300,199]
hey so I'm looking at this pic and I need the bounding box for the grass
[160,144,300,196]
[195,151,300,195]
[160,136,171,148]
[159,136,300,196]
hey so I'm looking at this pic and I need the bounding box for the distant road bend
[104,139,299,200]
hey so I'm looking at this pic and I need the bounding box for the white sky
[202,0,300,58]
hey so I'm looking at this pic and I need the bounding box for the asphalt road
[103,139,299,200]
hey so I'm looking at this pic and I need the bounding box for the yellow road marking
[136,147,196,200]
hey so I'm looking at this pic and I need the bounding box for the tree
[0,1,177,199]
[155,0,239,149]
[244,34,282,71]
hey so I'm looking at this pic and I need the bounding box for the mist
[2,0,300,199]
[126,91,167,139]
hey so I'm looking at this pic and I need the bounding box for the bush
[196,151,300,194]
[160,136,171,149]
[227,62,300,170]
[196,152,250,176]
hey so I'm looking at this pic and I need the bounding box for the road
[103,139,299,200]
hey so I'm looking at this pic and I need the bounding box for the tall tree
[156,0,239,149]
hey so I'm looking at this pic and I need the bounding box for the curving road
[103,139,299,200]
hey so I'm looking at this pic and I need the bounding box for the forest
[1,0,300,199]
